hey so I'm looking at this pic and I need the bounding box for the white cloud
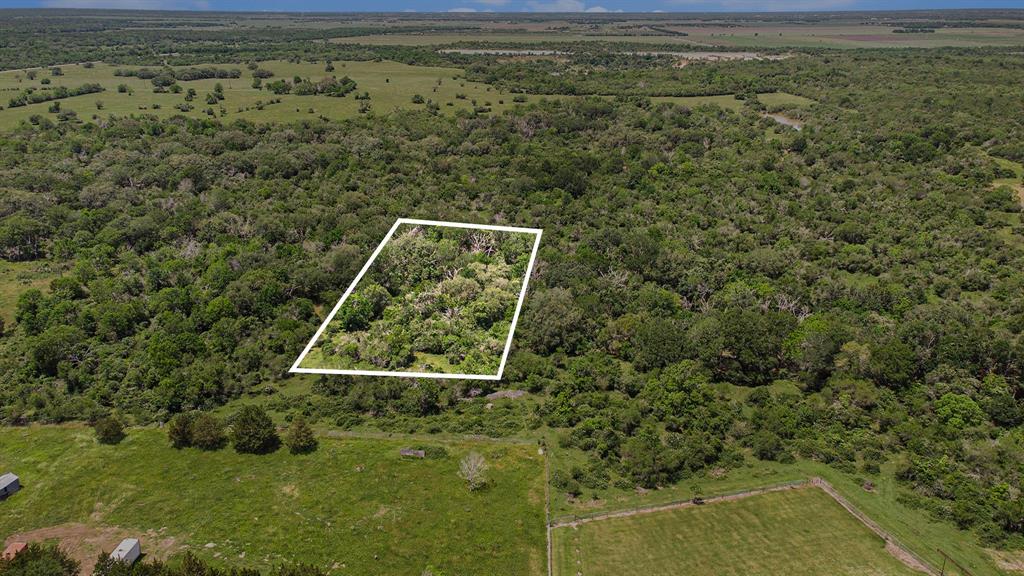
[584,5,608,11]
[42,0,209,8]
[448,6,478,10]
[525,0,583,11]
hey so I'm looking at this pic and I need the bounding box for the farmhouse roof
[0,472,17,486]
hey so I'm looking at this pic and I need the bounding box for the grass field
[0,60,814,131]
[0,425,546,576]
[545,430,1002,576]
[332,25,1024,49]
[551,487,920,576]
[0,261,58,325]
[0,60,565,131]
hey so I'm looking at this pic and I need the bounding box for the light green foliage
[301,225,533,374]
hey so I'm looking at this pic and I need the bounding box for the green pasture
[552,487,919,576]
[0,60,562,131]
[0,425,546,576]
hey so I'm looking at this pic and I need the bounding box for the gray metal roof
[112,538,139,554]
[0,472,17,486]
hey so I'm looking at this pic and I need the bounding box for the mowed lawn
[552,487,920,576]
[0,426,546,576]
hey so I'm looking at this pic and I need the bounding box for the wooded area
[0,8,1022,564]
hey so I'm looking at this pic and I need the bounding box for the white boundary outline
[289,218,543,380]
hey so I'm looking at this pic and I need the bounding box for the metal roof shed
[110,538,140,565]
[0,473,19,498]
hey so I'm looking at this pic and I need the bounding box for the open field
[0,60,564,131]
[551,486,920,576]
[546,443,1003,576]
[331,25,1024,49]
[0,59,815,130]
[0,261,57,325]
[0,425,546,576]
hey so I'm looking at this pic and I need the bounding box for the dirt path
[550,480,809,529]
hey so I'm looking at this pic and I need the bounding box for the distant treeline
[114,66,242,81]
[6,83,104,108]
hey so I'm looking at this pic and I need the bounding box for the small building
[2,542,26,561]
[0,473,19,499]
[400,448,425,459]
[110,538,140,565]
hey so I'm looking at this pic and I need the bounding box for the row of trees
[168,406,317,455]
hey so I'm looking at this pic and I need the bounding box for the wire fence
[549,475,962,576]
[549,478,810,528]
[810,477,945,576]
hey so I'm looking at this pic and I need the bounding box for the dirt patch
[989,548,1024,572]
[5,523,180,576]
[280,484,298,497]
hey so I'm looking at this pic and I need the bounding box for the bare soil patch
[4,523,180,576]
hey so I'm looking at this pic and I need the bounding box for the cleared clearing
[551,486,922,576]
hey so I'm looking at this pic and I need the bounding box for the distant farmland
[0,426,546,576]
[551,486,922,576]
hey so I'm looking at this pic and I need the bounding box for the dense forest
[300,224,534,374]
[0,12,1023,552]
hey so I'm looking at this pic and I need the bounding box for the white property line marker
[289,217,544,381]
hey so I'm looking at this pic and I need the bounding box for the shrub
[458,452,488,491]
[230,405,278,454]
[0,543,78,576]
[285,416,317,455]
[93,416,125,445]
[167,412,197,448]
[192,413,227,450]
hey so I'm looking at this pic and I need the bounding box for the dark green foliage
[192,413,227,450]
[0,543,79,576]
[7,84,103,108]
[284,416,317,454]
[167,412,197,448]
[230,406,279,454]
[93,415,125,445]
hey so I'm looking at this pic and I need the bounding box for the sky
[0,0,1022,14]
